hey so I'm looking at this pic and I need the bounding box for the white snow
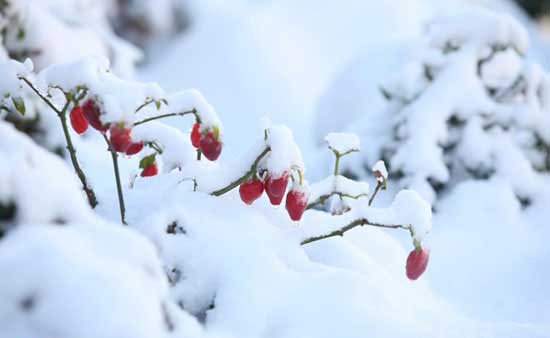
[1,1,550,337]
[372,160,388,181]
[324,132,360,155]
[309,175,370,204]
[265,125,304,177]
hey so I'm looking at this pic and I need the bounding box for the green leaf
[12,96,25,115]
[155,100,161,110]
[213,126,220,140]
[161,98,168,105]
[16,27,25,41]
[139,153,156,169]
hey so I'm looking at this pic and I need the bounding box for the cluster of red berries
[405,246,429,280]
[239,170,309,221]
[190,123,222,161]
[69,99,155,177]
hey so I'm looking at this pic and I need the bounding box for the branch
[20,77,62,115]
[103,135,126,225]
[134,109,197,126]
[21,77,98,208]
[368,181,383,206]
[306,192,368,210]
[135,99,155,113]
[211,147,270,196]
[300,218,408,245]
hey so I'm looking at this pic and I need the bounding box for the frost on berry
[109,124,132,153]
[265,171,290,206]
[199,130,222,161]
[82,99,109,132]
[239,178,265,205]
[285,184,309,221]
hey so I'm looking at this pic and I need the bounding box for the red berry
[126,141,144,155]
[109,124,132,153]
[265,171,289,206]
[285,188,308,221]
[69,105,88,134]
[82,99,109,132]
[239,179,264,205]
[199,132,222,161]
[141,163,158,177]
[406,247,430,280]
[191,123,201,148]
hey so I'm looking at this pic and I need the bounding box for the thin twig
[333,152,341,176]
[21,77,98,208]
[306,192,368,210]
[20,77,61,114]
[103,135,126,225]
[300,218,408,245]
[368,181,383,206]
[211,147,270,196]
[134,109,197,126]
[135,99,155,113]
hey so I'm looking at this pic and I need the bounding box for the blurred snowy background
[1,0,550,337]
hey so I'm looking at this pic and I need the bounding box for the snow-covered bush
[318,8,550,203]
[0,0,189,152]
[0,49,438,334]
[0,119,208,338]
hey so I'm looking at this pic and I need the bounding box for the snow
[0,121,91,224]
[325,132,360,155]
[480,48,523,88]
[132,122,196,172]
[372,160,388,181]
[38,56,164,125]
[2,0,550,337]
[136,89,223,132]
[309,175,370,204]
[0,59,33,97]
[427,8,529,54]
[265,125,304,177]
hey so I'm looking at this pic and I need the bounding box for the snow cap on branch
[265,125,304,177]
[325,132,360,155]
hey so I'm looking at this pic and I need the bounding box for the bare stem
[333,152,341,176]
[368,182,383,206]
[134,109,197,126]
[307,191,368,210]
[20,77,61,114]
[211,147,270,196]
[21,77,98,208]
[103,135,126,225]
[135,99,155,113]
[300,218,407,245]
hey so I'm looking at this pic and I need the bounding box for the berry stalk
[103,135,127,225]
[300,218,407,245]
[211,147,271,196]
[133,109,198,126]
